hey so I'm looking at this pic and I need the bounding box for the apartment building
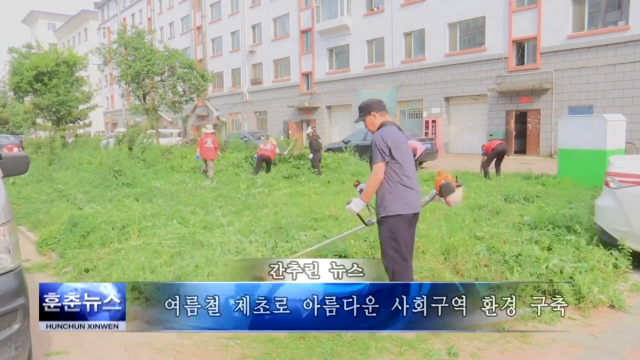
[20,10,106,134]
[92,0,638,155]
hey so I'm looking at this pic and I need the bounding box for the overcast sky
[0,0,94,68]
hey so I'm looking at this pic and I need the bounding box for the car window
[363,131,373,141]
[344,130,366,142]
[249,132,269,140]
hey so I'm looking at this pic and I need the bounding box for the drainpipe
[240,0,249,101]
[390,1,395,69]
[114,0,127,129]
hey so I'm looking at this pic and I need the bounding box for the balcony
[315,0,352,38]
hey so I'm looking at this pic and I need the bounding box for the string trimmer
[292,171,463,258]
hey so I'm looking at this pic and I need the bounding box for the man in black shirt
[307,127,323,175]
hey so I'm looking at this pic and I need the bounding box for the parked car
[101,134,118,149]
[145,129,183,146]
[0,134,24,150]
[225,130,281,151]
[323,128,439,163]
[0,152,33,359]
[594,154,640,252]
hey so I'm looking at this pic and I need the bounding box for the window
[168,0,174,6]
[132,12,136,25]
[273,57,291,79]
[403,30,425,59]
[514,39,537,66]
[302,30,312,53]
[255,111,268,132]
[572,0,630,33]
[251,63,263,83]
[105,97,110,109]
[367,0,384,11]
[367,37,384,64]
[139,9,143,23]
[273,14,290,38]
[78,32,82,45]
[448,17,486,52]
[84,28,88,42]
[230,0,240,13]
[251,0,260,5]
[231,68,241,88]
[102,28,107,39]
[181,15,192,32]
[568,105,593,115]
[231,30,240,50]
[101,8,105,20]
[328,45,350,71]
[169,22,175,37]
[47,22,56,31]
[158,0,163,11]
[302,73,312,91]
[159,26,165,41]
[398,99,424,135]
[182,46,192,58]
[212,71,224,90]
[252,23,262,44]
[515,0,537,6]
[210,1,221,20]
[72,36,76,47]
[344,130,366,142]
[315,0,351,23]
[303,0,311,7]
[211,36,222,55]
[229,113,241,132]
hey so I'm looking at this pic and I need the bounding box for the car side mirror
[342,139,351,144]
[0,152,30,178]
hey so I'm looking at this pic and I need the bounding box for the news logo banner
[127,282,568,332]
[39,283,126,331]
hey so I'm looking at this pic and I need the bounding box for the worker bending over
[481,139,507,179]
[254,137,279,175]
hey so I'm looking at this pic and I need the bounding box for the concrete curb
[18,226,59,262]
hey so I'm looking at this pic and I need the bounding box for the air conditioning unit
[247,45,257,53]
[250,78,262,84]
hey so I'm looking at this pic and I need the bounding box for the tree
[7,43,97,133]
[0,89,37,134]
[95,26,212,139]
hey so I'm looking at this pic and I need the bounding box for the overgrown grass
[7,137,634,358]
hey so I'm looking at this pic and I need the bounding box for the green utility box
[557,114,627,187]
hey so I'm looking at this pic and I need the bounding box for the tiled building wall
[210,38,640,156]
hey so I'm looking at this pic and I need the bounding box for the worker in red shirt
[196,124,219,181]
[255,137,279,175]
[481,139,507,179]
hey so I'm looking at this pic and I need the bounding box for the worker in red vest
[254,137,279,175]
[481,139,507,179]
[196,124,219,181]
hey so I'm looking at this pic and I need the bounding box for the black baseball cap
[354,98,388,123]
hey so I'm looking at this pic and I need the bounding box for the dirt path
[424,154,557,174]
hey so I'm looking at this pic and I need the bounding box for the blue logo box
[38,283,127,322]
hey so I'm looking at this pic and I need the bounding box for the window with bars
[255,111,268,131]
[513,39,537,66]
[398,99,424,135]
